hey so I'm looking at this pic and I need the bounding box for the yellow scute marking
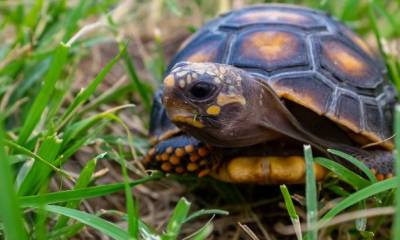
[206,105,221,116]
[186,53,214,62]
[323,40,367,76]
[242,31,298,62]
[216,93,246,106]
[236,10,311,25]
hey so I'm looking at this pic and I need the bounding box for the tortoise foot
[144,135,212,177]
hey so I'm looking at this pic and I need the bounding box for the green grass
[0,0,399,239]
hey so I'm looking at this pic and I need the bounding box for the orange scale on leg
[161,153,170,161]
[175,148,185,157]
[189,153,200,162]
[170,156,181,165]
[166,146,174,154]
[185,144,194,153]
[187,163,199,172]
[199,160,208,166]
[175,166,185,174]
[161,163,172,172]
[376,174,385,181]
[198,147,209,157]
[198,169,210,177]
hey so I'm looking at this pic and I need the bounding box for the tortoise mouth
[171,114,205,129]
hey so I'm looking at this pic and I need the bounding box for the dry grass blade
[275,206,395,235]
[238,222,260,240]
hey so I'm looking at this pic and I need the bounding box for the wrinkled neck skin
[199,70,325,150]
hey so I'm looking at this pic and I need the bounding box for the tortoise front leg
[211,156,327,184]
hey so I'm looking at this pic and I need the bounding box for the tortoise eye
[188,82,216,100]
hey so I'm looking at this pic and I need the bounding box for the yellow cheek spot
[206,105,221,116]
[172,115,204,128]
[164,75,175,87]
[217,93,246,106]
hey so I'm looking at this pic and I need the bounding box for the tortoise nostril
[189,82,215,99]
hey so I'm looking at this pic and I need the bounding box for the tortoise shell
[150,4,396,150]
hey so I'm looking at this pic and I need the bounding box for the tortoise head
[162,62,281,147]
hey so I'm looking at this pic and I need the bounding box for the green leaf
[304,145,318,240]
[53,155,100,230]
[184,209,229,223]
[393,105,400,239]
[121,43,152,112]
[18,134,62,195]
[0,120,28,239]
[280,185,299,219]
[44,205,129,240]
[59,46,126,129]
[321,178,396,223]
[117,149,139,238]
[327,149,377,183]
[280,184,303,240]
[17,43,69,145]
[163,197,191,240]
[314,157,369,189]
[190,222,213,240]
[20,173,162,207]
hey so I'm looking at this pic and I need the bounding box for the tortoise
[144,4,397,184]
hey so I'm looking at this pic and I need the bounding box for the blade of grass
[314,157,369,189]
[53,154,101,230]
[367,1,385,57]
[304,145,318,240]
[163,197,191,240]
[116,148,139,238]
[58,46,126,129]
[392,104,400,239]
[189,222,214,240]
[20,172,162,207]
[320,178,396,223]
[327,149,377,183]
[18,134,62,195]
[17,42,69,145]
[0,120,27,239]
[340,0,359,21]
[44,205,129,240]
[48,223,85,240]
[62,0,91,42]
[280,185,302,240]
[280,185,303,240]
[120,42,152,111]
[184,209,229,223]
[5,139,71,178]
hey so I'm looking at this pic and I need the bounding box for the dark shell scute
[230,29,310,73]
[221,5,324,30]
[271,74,334,114]
[317,36,383,89]
[364,102,383,137]
[335,93,362,131]
[169,31,226,69]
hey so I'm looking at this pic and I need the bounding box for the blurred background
[0,0,399,239]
